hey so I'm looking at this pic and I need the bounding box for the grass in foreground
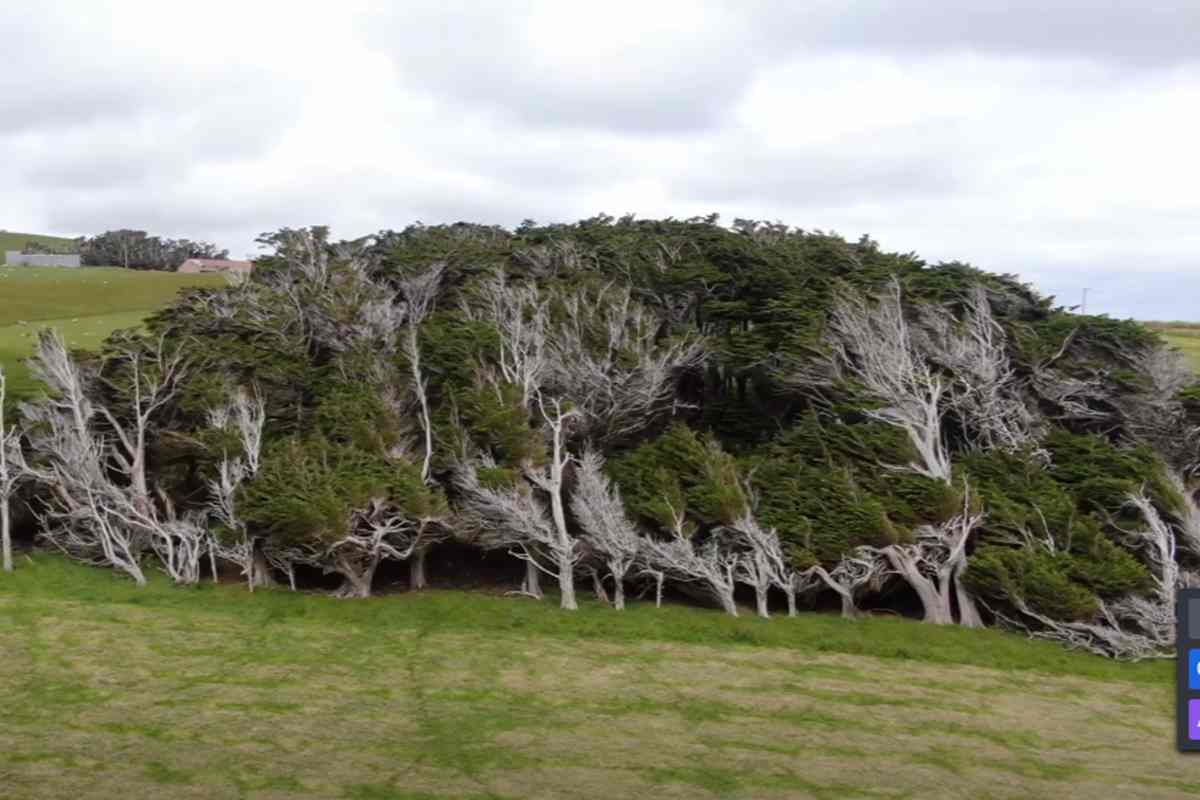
[0,555,1189,799]
[0,266,223,400]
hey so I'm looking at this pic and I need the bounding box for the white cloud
[2,1,1198,319]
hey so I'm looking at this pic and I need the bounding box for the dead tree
[462,270,549,412]
[456,456,581,606]
[921,285,1040,453]
[206,388,269,589]
[799,548,890,619]
[461,269,550,593]
[570,448,643,609]
[398,264,445,484]
[1,367,24,572]
[97,332,189,511]
[725,513,794,618]
[550,284,705,444]
[22,331,205,585]
[869,481,984,626]
[524,395,583,609]
[1169,469,1200,560]
[823,280,952,483]
[640,525,740,616]
[323,500,437,598]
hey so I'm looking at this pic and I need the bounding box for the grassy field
[0,266,223,400]
[0,231,78,264]
[0,555,1192,799]
[1161,330,1200,372]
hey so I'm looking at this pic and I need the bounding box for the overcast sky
[3,1,1198,318]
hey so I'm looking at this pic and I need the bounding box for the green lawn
[0,231,78,264]
[0,555,1191,799]
[0,266,223,401]
[1161,329,1200,372]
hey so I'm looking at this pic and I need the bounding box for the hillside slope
[0,230,77,263]
[0,266,224,400]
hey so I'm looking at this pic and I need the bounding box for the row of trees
[77,229,228,270]
[3,217,1197,659]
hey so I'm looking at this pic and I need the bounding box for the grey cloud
[679,147,965,209]
[361,3,756,135]
[746,1,1200,69]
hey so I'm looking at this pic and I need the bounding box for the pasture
[1158,325,1200,372]
[0,555,1192,800]
[0,231,77,264]
[0,266,223,400]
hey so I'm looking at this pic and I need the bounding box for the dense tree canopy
[77,229,229,270]
[5,215,1198,659]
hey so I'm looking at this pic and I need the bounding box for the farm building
[4,252,81,267]
[177,258,254,274]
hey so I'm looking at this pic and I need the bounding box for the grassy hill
[1154,324,1200,371]
[0,555,1188,800]
[0,266,224,401]
[0,230,78,263]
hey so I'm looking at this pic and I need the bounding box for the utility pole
[1081,287,1089,315]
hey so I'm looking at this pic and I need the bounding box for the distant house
[177,258,253,275]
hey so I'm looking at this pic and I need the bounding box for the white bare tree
[549,284,705,444]
[22,330,207,585]
[570,448,643,609]
[1,367,23,572]
[799,548,891,619]
[462,270,549,412]
[397,263,445,486]
[460,269,550,593]
[640,531,740,616]
[206,388,269,589]
[99,333,190,511]
[523,395,583,609]
[456,455,582,606]
[1168,469,1200,560]
[725,513,795,618]
[921,286,1040,453]
[823,280,953,483]
[320,499,445,598]
[822,280,1040,482]
[869,481,984,627]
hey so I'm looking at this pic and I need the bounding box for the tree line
[2,216,1198,659]
[17,230,228,270]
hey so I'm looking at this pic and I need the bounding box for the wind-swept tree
[571,448,643,610]
[1,368,23,572]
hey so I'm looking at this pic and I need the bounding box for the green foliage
[963,546,1099,621]
[455,381,544,468]
[609,424,748,533]
[959,446,1152,618]
[749,461,898,566]
[10,215,1192,642]
[79,229,228,270]
[239,437,424,546]
[958,449,1078,544]
[1044,430,1179,517]
[314,381,403,454]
